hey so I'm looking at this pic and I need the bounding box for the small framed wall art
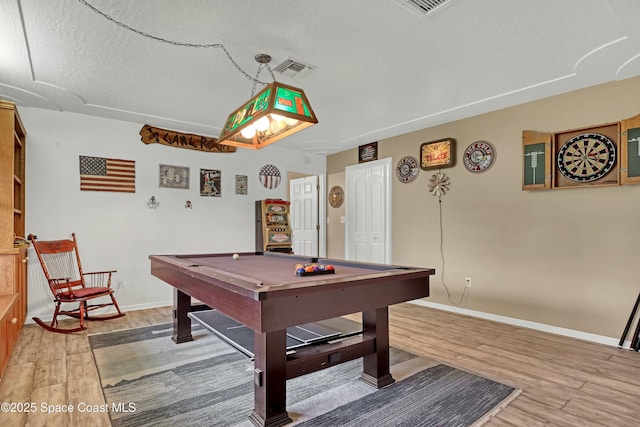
[358,142,378,163]
[420,138,455,170]
[159,164,189,189]
[235,175,248,195]
[200,169,221,197]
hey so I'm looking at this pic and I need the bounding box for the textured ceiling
[1,0,640,154]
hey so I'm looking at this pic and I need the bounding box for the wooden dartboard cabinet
[522,114,640,191]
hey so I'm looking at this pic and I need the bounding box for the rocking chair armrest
[83,270,117,276]
[82,270,117,288]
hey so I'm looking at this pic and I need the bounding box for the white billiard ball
[232,253,240,260]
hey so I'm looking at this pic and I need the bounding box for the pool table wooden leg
[172,289,193,343]
[249,329,292,427]
[360,306,395,388]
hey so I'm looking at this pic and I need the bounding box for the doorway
[345,158,392,264]
[289,175,320,257]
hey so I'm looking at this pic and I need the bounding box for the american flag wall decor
[79,156,136,193]
[259,164,281,189]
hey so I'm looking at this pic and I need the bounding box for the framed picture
[358,142,378,163]
[235,175,248,195]
[200,169,221,197]
[159,164,189,189]
[420,138,455,170]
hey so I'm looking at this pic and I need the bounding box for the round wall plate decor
[328,186,344,208]
[396,156,419,183]
[463,141,495,172]
[259,164,281,189]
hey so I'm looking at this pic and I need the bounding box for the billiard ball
[232,253,240,260]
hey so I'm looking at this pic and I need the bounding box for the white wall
[21,107,326,319]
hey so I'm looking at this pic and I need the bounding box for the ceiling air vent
[394,0,453,17]
[272,57,316,79]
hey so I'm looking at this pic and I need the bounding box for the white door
[345,158,391,264]
[290,175,319,256]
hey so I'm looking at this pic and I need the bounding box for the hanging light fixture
[76,5,317,150]
[218,54,318,150]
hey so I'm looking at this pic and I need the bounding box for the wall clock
[396,156,419,183]
[556,133,616,182]
[328,186,344,208]
[463,141,495,172]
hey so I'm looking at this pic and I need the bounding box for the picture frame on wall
[358,142,378,163]
[200,169,221,197]
[235,175,248,195]
[159,164,189,189]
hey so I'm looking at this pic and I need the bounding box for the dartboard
[556,133,616,182]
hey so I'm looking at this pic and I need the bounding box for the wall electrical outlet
[465,277,472,287]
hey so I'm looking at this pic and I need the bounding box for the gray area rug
[89,323,519,427]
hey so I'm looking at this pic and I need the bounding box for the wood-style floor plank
[1,303,639,426]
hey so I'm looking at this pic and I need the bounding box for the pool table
[150,251,434,427]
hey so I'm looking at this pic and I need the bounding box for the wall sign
[420,138,455,170]
[140,124,234,153]
[358,142,378,163]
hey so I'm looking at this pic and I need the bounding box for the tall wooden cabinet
[0,100,28,380]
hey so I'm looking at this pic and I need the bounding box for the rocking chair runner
[28,233,125,333]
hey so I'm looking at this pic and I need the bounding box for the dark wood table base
[150,252,433,427]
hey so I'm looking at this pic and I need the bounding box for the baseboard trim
[409,299,625,348]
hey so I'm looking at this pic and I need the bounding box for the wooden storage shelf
[0,100,27,381]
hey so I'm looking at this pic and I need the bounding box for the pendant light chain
[77,0,270,85]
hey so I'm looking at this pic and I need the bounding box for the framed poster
[358,142,378,163]
[200,169,221,197]
[235,175,248,195]
[159,164,189,189]
[420,138,455,170]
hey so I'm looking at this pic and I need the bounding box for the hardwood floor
[1,303,638,426]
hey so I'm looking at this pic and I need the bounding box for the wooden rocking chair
[28,233,125,333]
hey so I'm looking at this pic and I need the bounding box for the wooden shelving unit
[0,100,28,380]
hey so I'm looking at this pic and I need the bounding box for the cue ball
[232,253,240,260]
